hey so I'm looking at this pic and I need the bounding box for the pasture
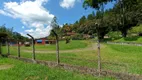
[0,57,113,80]
[1,40,142,79]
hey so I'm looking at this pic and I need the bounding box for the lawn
[0,57,114,80]
[1,40,142,78]
[114,36,142,43]
[21,40,88,50]
[101,44,142,74]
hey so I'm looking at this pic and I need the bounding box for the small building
[35,38,46,45]
[35,38,56,45]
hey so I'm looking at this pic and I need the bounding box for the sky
[0,0,114,38]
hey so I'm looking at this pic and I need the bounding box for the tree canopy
[0,25,28,41]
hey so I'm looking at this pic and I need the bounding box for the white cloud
[25,25,52,38]
[25,29,34,33]
[60,0,80,9]
[0,0,54,38]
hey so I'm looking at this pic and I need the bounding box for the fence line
[8,56,142,80]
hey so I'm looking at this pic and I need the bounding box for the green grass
[21,40,88,50]
[114,36,142,43]
[1,46,8,54]
[0,57,114,80]
[101,44,142,74]
[1,40,142,76]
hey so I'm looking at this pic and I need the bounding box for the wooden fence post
[52,30,60,65]
[95,22,102,76]
[17,41,20,58]
[7,39,10,55]
[27,34,35,60]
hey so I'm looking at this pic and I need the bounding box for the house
[35,38,56,45]
[35,38,46,45]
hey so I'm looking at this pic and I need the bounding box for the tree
[79,16,87,25]
[0,24,13,38]
[72,21,79,32]
[87,11,95,20]
[0,24,28,41]
[83,0,113,10]
[112,0,141,37]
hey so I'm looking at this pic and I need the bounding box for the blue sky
[0,0,114,38]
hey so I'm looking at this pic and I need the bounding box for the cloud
[25,24,52,38]
[25,29,34,33]
[0,0,54,38]
[60,0,80,9]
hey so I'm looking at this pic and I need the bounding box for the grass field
[1,40,142,79]
[0,57,114,80]
[114,36,142,43]
[101,44,142,74]
[21,40,88,50]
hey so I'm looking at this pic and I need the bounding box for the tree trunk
[99,33,105,40]
[121,30,127,37]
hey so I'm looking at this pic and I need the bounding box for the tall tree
[113,0,141,37]
[87,11,95,20]
[79,16,86,25]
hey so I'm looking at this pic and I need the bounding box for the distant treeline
[0,24,28,41]
[49,0,142,40]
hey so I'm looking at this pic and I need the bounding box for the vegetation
[82,0,142,38]
[0,0,142,79]
[101,44,142,74]
[0,57,114,80]
[21,40,87,50]
[1,40,141,75]
[129,25,142,36]
[47,0,142,41]
[0,25,28,41]
[114,36,142,43]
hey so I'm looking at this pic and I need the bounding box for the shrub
[107,31,121,40]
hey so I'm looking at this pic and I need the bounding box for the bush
[64,36,71,44]
[107,31,121,40]
[47,36,56,40]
